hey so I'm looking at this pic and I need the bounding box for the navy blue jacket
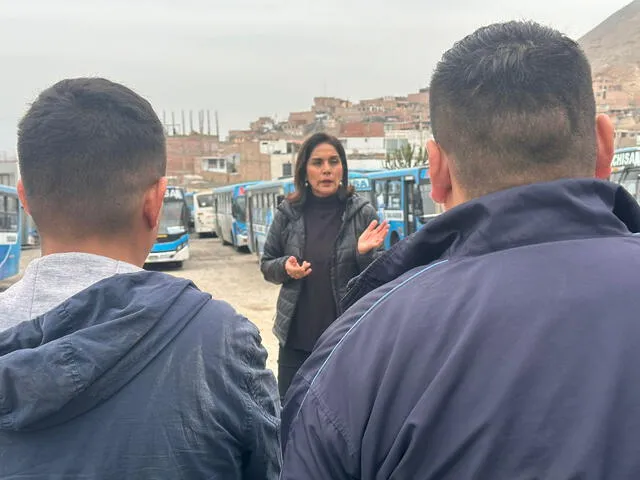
[282,179,640,479]
[0,271,281,479]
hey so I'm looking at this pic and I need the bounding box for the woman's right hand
[285,256,312,280]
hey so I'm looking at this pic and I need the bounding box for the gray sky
[0,0,632,153]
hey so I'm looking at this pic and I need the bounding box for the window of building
[202,158,226,173]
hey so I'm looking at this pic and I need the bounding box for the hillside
[579,0,640,96]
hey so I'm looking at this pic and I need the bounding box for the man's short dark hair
[430,21,596,198]
[18,78,166,237]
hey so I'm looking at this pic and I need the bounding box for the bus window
[258,194,264,223]
[620,169,640,201]
[418,182,439,217]
[7,196,18,231]
[387,180,402,210]
[374,181,385,208]
[0,194,18,232]
[0,194,6,231]
[233,196,247,223]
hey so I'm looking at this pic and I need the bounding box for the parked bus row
[209,166,445,259]
[210,146,640,260]
[6,147,637,279]
[0,185,21,281]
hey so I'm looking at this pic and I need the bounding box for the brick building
[166,135,271,187]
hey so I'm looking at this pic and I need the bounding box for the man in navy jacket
[281,21,640,479]
[0,78,280,479]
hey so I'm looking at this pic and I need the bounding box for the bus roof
[212,181,261,195]
[365,166,429,180]
[245,178,293,192]
[0,185,17,196]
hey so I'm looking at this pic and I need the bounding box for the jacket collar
[341,179,640,312]
[279,194,369,222]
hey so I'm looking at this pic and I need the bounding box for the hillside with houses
[161,2,640,190]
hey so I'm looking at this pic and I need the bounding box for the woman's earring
[339,180,343,186]
[304,181,309,187]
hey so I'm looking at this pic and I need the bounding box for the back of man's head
[430,21,597,198]
[18,78,166,239]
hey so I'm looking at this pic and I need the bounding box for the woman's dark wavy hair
[287,132,354,205]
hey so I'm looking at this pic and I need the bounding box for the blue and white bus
[246,172,376,259]
[366,166,443,249]
[193,191,216,237]
[184,191,195,232]
[246,178,295,259]
[213,181,259,251]
[145,186,190,268]
[0,185,21,280]
[610,147,640,202]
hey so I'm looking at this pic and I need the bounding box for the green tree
[384,143,428,169]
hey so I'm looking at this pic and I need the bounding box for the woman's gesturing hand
[357,220,390,255]
[285,256,312,280]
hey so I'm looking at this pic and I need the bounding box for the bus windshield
[197,193,213,208]
[620,168,640,201]
[234,196,247,223]
[159,201,187,235]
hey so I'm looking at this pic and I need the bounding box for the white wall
[384,129,433,153]
[347,158,385,170]
[339,136,385,156]
[259,139,289,155]
[270,153,295,179]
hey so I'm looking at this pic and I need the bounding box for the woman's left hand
[357,220,390,255]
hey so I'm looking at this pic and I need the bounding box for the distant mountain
[579,0,640,96]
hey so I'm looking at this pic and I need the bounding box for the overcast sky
[0,0,632,153]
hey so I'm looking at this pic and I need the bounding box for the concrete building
[288,111,315,127]
[340,136,386,157]
[270,153,296,179]
[385,128,433,154]
[166,135,271,187]
[0,159,18,187]
[338,122,386,158]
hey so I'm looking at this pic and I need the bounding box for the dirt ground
[8,237,281,374]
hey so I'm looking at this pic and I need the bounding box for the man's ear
[427,140,453,205]
[143,177,168,230]
[595,114,615,180]
[17,180,30,216]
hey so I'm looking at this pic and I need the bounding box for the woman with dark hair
[260,132,388,401]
